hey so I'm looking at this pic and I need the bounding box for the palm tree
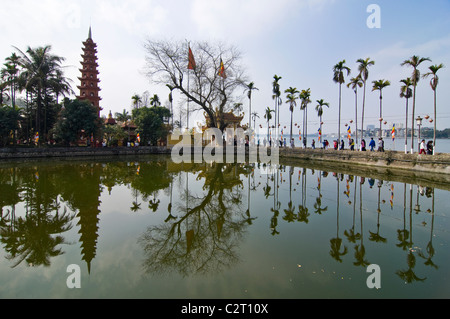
[115,109,131,123]
[251,112,259,130]
[150,94,161,107]
[372,79,391,139]
[401,55,431,154]
[400,78,413,153]
[2,53,20,108]
[132,94,142,109]
[284,87,299,143]
[0,78,10,105]
[333,60,351,145]
[299,88,312,147]
[245,82,259,130]
[347,76,363,149]
[264,107,274,143]
[357,58,375,147]
[316,99,330,146]
[272,75,282,141]
[423,63,445,155]
[15,45,70,142]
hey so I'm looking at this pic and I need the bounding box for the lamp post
[416,116,423,153]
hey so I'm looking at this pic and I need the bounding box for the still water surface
[0,155,449,299]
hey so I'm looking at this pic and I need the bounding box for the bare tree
[144,40,248,132]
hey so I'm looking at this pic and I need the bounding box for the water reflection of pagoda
[77,27,102,116]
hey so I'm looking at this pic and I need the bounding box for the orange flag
[188,47,196,70]
[218,59,227,79]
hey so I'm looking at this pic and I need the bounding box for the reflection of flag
[391,124,396,141]
[218,59,226,79]
[188,47,196,70]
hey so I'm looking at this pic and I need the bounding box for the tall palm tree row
[372,79,391,138]
[401,55,431,154]
[423,63,445,155]
[400,78,413,153]
[264,107,274,143]
[356,58,375,150]
[316,99,329,145]
[299,88,312,147]
[245,82,259,130]
[284,87,299,142]
[11,45,73,143]
[332,60,351,146]
[347,76,363,149]
[272,75,282,143]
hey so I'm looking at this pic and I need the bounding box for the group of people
[419,139,434,155]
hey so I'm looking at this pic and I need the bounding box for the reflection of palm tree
[396,251,427,284]
[130,188,141,212]
[369,180,387,244]
[418,189,438,269]
[2,208,74,268]
[330,178,348,262]
[396,184,410,251]
[283,201,296,223]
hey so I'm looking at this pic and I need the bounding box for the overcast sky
[1,0,449,134]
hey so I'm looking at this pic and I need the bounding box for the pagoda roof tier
[78,71,100,76]
[82,40,97,47]
[77,85,102,91]
[81,54,98,60]
[80,61,99,67]
[78,76,101,82]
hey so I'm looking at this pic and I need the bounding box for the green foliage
[53,99,100,146]
[132,106,171,146]
[0,106,20,146]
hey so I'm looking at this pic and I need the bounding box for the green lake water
[0,155,449,299]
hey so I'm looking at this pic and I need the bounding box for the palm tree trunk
[355,89,358,150]
[405,98,409,154]
[361,82,367,151]
[290,110,293,142]
[338,84,342,148]
[379,93,382,139]
[433,89,436,155]
[411,84,416,154]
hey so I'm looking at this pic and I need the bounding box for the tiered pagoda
[77,27,102,116]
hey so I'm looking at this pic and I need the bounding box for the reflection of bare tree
[138,163,252,277]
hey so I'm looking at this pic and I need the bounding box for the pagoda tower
[77,27,102,116]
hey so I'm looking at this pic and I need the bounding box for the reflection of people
[426,140,433,155]
[369,138,376,151]
[419,139,426,154]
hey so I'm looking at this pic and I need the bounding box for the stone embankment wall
[279,148,450,175]
[0,146,171,159]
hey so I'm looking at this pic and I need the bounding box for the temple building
[77,27,102,116]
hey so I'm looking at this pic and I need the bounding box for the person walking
[378,138,385,152]
[427,141,433,155]
[369,138,376,151]
[419,139,427,154]
[361,139,366,151]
